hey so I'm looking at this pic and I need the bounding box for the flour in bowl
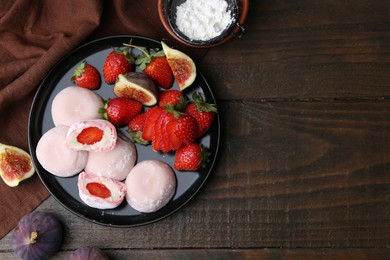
[175,0,233,41]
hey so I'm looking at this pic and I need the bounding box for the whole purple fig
[68,246,109,260]
[12,211,63,260]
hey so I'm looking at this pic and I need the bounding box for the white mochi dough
[36,126,88,177]
[125,160,176,213]
[51,86,103,126]
[85,137,137,181]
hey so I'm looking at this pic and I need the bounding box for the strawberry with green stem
[174,143,210,171]
[158,89,188,111]
[71,61,101,89]
[185,92,217,137]
[99,97,142,127]
[103,46,135,84]
[123,43,174,89]
[162,104,198,150]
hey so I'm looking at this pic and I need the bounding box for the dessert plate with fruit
[28,35,220,226]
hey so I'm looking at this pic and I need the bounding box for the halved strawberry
[159,111,174,153]
[152,111,164,152]
[166,118,182,151]
[86,182,111,198]
[142,106,164,141]
[76,127,104,145]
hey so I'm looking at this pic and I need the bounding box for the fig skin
[114,72,158,106]
[68,246,109,260]
[12,211,63,260]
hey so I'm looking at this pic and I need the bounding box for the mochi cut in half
[78,171,127,209]
[125,160,176,213]
[51,86,103,126]
[36,126,88,177]
[66,119,117,153]
[85,137,136,181]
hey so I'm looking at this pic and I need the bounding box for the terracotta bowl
[158,0,249,48]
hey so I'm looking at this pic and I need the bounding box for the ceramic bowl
[158,0,249,48]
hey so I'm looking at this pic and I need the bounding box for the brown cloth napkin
[0,0,207,239]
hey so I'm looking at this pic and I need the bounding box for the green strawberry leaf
[124,41,166,70]
[192,92,217,113]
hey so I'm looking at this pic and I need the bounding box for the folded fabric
[0,0,207,239]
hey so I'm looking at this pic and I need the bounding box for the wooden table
[1,1,389,259]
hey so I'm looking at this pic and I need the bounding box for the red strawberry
[156,105,198,150]
[174,113,198,145]
[86,182,111,198]
[71,61,100,89]
[128,112,147,133]
[152,111,165,152]
[99,97,142,127]
[144,56,173,89]
[158,90,187,110]
[166,117,183,151]
[152,110,174,152]
[76,127,104,145]
[128,112,149,145]
[185,92,217,137]
[142,106,164,141]
[124,43,173,89]
[161,113,173,152]
[174,143,210,171]
[103,48,134,84]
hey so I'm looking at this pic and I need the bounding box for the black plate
[28,35,220,227]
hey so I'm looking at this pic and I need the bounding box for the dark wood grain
[1,100,389,251]
[1,0,389,258]
[1,248,390,260]
[201,0,390,100]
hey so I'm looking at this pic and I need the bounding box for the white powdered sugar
[175,0,233,41]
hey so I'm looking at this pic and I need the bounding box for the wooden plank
[200,0,390,100]
[1,100,388,250]
[1,248,389,259]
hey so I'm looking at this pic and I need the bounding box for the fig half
[161,41,197,90]
[0,143,35,187]
[114,72,158,106]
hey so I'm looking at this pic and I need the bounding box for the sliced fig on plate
[0,143,35,187]
[114,72,158,106]
[161,41,197,90]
